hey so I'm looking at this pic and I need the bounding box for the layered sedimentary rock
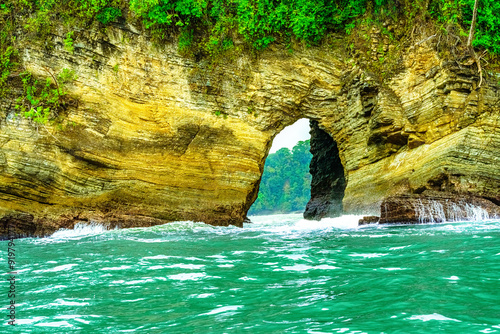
[1,22,500,237]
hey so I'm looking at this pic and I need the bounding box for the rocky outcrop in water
[379,193,500,224]
[1,22,500,237]
[304,120,345,220]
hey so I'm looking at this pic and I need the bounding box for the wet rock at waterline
[1,23,500,237]
[379,193,500,224]
[358,216,380,225]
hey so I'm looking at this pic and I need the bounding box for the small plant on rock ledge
[15,68,77,125]
[64,31,75,53]
[213,110,228,119]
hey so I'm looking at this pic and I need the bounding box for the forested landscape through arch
[249,119,346,218]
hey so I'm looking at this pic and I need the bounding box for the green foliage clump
[3,0,500,65]
[462,0,498,53]
[64,31,75,53]
[58,68,78,84]
[427,0,500,54]
[96,7,122,24]
[125,0,500,60]
[0,2,17,97]
[15,69,77,125]
[15,72,60,124]
[16,0,123,38]
[0,46,16,97]
[129,0,370,53]
[249,140,312,215]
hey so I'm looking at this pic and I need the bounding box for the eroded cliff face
[1,22,499,237]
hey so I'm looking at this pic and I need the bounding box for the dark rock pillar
[304,120,346,220]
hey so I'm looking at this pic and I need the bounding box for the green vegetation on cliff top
[1,0,500,58]
[1,0,499,122]
[249,140,312,215]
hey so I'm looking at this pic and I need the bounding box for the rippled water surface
[2,214,500,333]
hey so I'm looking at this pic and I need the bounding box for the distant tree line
[249,140,312,215]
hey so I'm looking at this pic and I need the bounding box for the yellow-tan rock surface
[1,23,499,237]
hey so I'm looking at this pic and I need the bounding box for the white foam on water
[50,222,110,239]
[278,254,308,261]
[294,215,364,230]
[274,264,340,272]
[315,264,340,270]
[141,255,176,260]
[349,253,389,258]
[249,214,365,232]
[33,264,78,273]
[123,279,155,285]
[151,221,214,232]
[28,285,67,295]
[147,265,165,270]
[190,293,215,298]
[10,316,45,325]
[202,305,243,315]
[165,264,205,270]
[168,273,207,281]
[389,246,407,250]
[120,298,146,303]
[34,321,74,327]
[49,299,90,307]
[407,313,461,322]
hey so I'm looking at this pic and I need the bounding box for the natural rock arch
[1,24,499,237]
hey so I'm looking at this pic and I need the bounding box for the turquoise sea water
[2,213,500,333]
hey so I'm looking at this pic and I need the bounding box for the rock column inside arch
[1,23,500,237]
[304,120,346,220]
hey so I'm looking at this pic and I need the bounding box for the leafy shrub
[58,68,78,84]
[467,0,500,54]
[0,46,16,96]
[16,72,60,124]
[16,69,77,125]
[96,7,122,24]
[64,31,75,53]
[0,2,16,96]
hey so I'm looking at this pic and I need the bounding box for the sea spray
[413,200,490,224]
[50,222,110,239]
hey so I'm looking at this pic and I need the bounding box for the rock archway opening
[248,119,346,219]
[248,119,311,216]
